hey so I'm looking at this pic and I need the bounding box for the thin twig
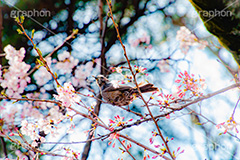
[18,21,61,86]
[118,138,136,160]
[26,30,78,77]
[0,96,60,105]
[186,107,240,141]
[232,95,240,118]
[106,1,174,159]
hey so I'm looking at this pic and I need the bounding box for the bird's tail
[138,83,159,93]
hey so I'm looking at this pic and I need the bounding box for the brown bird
[94,75,159,106]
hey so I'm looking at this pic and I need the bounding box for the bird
[94,75,159,106]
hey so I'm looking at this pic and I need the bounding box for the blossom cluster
[111,65,148,84]
[108,116,133,149]
[216,117,239,134]
[113,65,147,75]
[176,26,208,54]
[20,119,51,147]
[61,147,81,160]
[54,82,81,108]
[1,104,19,127]
[157,60,170,73]
[55,51,79,74]
[134,65,147,74]
[71,60,97,88]
[157,93,175,109]
[120,139,132,154]
[150,133,178,159]
[109,115,133,131]
[108,132,119,148]
[175,71,207,98]
[0,45,31,97]
[130,33,152,49]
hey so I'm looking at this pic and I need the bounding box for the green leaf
[37,58,44,66]
[118,147,123,151]
[72,28,79,35]
[15,16,20,23]
[31,29,35,39]
[1,90,6,96]
[16,28,23,34]
[36,47,42,56]
[20,15,25,23]
[54,72,58,78]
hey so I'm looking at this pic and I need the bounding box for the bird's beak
[92,75,97,80]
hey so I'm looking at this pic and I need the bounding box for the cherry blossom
[109,115,133,129]
[176,26,208,54]
[21,102,44,119]
[20,120,40,141]
[61,148,81,160]
[175,71,207,98]
[55,51,79,74]
[20,118,56,147]
[116,67,122,73]
[2,107,19,125]
[108,132,119,148]
[172,147,184,159]
[157,60,170,73]
[4,44,25,63]
[48,105,65,123]
[157,93,175,109]
[0,45,31,98]
[130,33,152,49]
[134,65,147,74]
[143,150,150,160]
[71,61,94,87]
[120,139,132,153]
[54,82,81,108]
[216,117,239,134]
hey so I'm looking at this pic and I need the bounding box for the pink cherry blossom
[216,117,239,134]
[176,26,208,54]
[157,60,170,73]
[54,82,81,108]
[130,33,152,49]
[55,51,79,74]
[175,71,207,98]
[116,67,122,73]
[71,61,94,87]
[0,45,31,98]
